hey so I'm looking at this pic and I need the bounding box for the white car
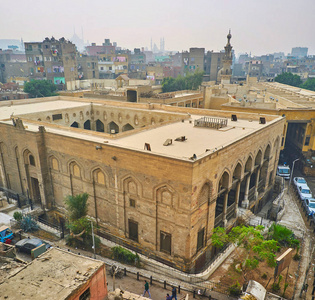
[297,184,312,201]
[293,177,307,190]
[304,198,315,216]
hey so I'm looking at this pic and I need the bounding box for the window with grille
[160,231,171,254]
[197,228,205,251]
[129,220,138,242]
[129,199,136,207]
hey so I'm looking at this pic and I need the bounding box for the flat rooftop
[254,82,315,109]
[0,97,283,161]
[0,248,105,300]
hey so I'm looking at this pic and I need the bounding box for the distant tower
[218,30,233,84]
[20,38,24,50]
[160,37,165,52]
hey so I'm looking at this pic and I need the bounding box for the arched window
[96,170,105,185]
[70,162,81,178]
[51,157,59,171]
[29,155,35,166]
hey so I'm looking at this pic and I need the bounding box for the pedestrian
[166,293,172,300]
[143,280,151,298]
[171,286,177,300]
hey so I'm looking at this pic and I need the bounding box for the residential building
[181,48,205,75]
[77,55,99,80]
[98,53,129,79]
[86,39,116,56]
[0,248,108,300]
[0,49,27,83]
[129,48,146,79]
[25,37,78,90]
[291,47,308,58]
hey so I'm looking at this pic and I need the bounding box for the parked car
[293,177,307,189]
[0,226,14,243]
[277,165,290,180]
[297,185,313,201]
[304,198,315,216]
[15,238,51,254]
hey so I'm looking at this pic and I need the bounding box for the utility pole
[91,221,96,259]
[288,158,299,194]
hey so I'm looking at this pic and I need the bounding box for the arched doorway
[84,120,91,130]
[108,121,119,134]
[122,123,134,132]
[239,156,253,208]
[96,119,104,132]
[71,121,79,128]
[215,171,229,228]
[228,163,242,220]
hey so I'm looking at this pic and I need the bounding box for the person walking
[143,280,151,298]
[171,286,177,300]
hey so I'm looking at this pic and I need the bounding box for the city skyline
[0,0,314,56]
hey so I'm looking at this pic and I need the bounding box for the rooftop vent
[163,139,172,146]
[144,143,151,151]
[175,136,187,142]
[194,117,228,129]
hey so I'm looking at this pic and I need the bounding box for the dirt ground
[209,246,299,299]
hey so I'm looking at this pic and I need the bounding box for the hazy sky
[1,0,315,56]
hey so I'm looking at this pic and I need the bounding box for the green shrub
[229,281,242,296]
[13,211,23,221]
[268,223,300,248]
[112,246,140,265]
[272,275,283,291]
[20,215,39,232]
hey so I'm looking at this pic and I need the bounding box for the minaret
[218,30,233,84]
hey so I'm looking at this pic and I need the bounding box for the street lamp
[288,158,300,193]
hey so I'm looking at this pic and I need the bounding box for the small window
[79,287,90,300]
[281,137,284,147]
[52,114,62,121]
[130,199,136,207]
[197,228,205,251]
[160,231,171,254]
[29,155,35,166]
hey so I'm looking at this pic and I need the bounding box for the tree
[274,72,302,87]
[300,78,315,91]
[24,79,57,98]
[65,193,89,221]
[64,193,99,249]
[162,71,204,92]
[212,225,279,281]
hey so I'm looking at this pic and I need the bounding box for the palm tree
[64,193,89,221]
